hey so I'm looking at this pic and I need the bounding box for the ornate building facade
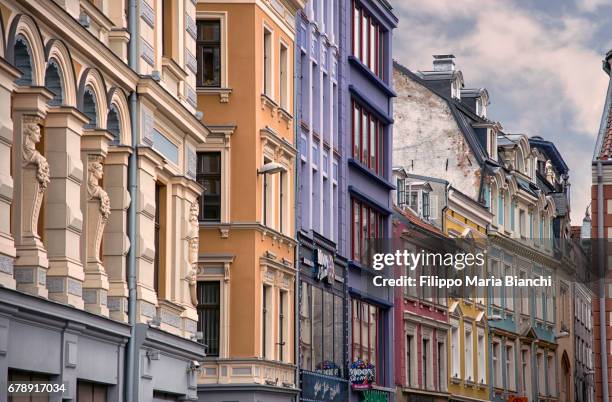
[0,0,209,400]
[193,0,303,401]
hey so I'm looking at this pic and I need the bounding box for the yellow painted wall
[445,208,490,401]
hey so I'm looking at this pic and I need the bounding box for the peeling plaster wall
[393,68,481,200]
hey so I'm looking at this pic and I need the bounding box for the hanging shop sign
[362,389,389,402]
[349,359,375,390]
[315,360,341,377]
[300,370,348,402]
[314,248,335,283]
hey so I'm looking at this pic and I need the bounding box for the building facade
[591,48,612,402]
[193,1,303,401]
[342,1,397,401]
[295,1,349,402]
[0,0,209,400]
[392,170,451,402]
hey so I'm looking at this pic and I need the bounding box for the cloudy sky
[391,0,612,225]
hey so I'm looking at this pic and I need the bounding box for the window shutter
[429,195,438,220]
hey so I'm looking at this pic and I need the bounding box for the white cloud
[391,0,609,223]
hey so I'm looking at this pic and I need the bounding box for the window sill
[162,57,188,81]
[348,55,396,97]
[278,107,293,128]
[261,93,278,115]
[348,158,395,190]
[197,87,232,103]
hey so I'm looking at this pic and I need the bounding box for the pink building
[393,206,451,402]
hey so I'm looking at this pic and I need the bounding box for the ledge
[348,55,396,97]
[348,158,395,190]
[197,87,232,103]
[261,93,278,113]
[348,185,393,215]
[349,85,393,124]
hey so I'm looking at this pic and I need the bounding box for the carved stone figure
[87,160,111,222]
[186,201,199,306]
[545,159,555,184]
[22,117,50,238]
[87,159,111,263]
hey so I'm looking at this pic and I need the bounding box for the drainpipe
[293,27,300,399]
[596,160,609,402]
[126,0,139,400]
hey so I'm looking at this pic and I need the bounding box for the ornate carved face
[26,123,41,143]
[89,161,104,181]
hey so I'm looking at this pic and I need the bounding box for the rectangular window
[196,20,221,87]
[505,264,513,310]
[279,290,286,361]
[397,178,406,206]
[547,354,555,396]
[352,100,383,175]
[506,343,515,391]
[406,334,414,386]
[196,152,221,221]
[437,341,445,391]
[299,282,312,370]
[537,351,545,395]
[154,182,166,297]
[498,194,504,226]
[351,299,380,383]
[522,349,531,396]
[197,281,220,356]
[422,338,429,389]
[8,370,52,402]
[279,43,288,109]
[351,198,383,262]
[352,0,383,79]
[263,285,271,358]
[519,209,526,237]
[493,341,501,387]
[465,327,473,381]
[263,27,272,97]
[451,322,460,378]
[422,192,430,219]
[477,331,485,384]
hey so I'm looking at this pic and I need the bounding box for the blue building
[295,2,349,402]
[341,0,397,401]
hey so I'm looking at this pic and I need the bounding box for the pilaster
[44,107,89,308]
[0,59,20,289]
[11,87,53,298]
[81,129,114,316]
[104,146,132,322]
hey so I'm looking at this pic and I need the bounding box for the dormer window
[487,129,497,160]
[451,78,461,100]
[476,98,486,118]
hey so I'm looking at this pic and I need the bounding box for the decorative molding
[140,38,154,67]
[186,15,197,40]
[185,50,197,74]
[140,0,155,28]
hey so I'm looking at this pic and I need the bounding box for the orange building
[193,1,303,401]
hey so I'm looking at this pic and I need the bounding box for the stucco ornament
[186,201,199,306]
[23,118,50,190]
[545,159,555,184]
[87,160,111,222]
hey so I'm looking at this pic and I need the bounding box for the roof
[393,206,446,238]
[529,137,569,174]
[516,176,539,197]
[550,192,569,216]
[593,53,612,160]
[596,95,612,160]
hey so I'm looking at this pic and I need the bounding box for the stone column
[0,59,20,288]
[81,129,113,316]
[104,146,132,322]
[12,87,53,297]
[44,107,89,307]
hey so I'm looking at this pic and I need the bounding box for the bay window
[352,100,384,175]
[351,198,384,263]
[352,0,383,78]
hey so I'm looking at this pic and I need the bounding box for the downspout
[126,0,139,400]
[293,26,300,400]
[596,160,609,402]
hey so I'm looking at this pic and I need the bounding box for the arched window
[45,59,63,105]
[83,85,97,128]
[107,104,120,143]
[14,35,33,86]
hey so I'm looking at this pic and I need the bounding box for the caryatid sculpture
[87,159,111,263]
[186,201,199,306]
[22,117,50,238]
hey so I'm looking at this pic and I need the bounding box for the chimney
[433,54,456,72]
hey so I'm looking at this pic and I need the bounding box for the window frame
[351,198,384,263]
[351,99,384,176]
[196,151,222,222]
[351,0,384,79]
[196,11,229,90]
[196,281,221,356]
[196,19,222,88]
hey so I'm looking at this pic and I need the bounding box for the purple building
[340,1,397,401]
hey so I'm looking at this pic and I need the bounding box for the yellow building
[445,187,492,402]
[194,0,303,400]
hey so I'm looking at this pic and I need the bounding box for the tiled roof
[393,206,446,237]
[599,106,612,159]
